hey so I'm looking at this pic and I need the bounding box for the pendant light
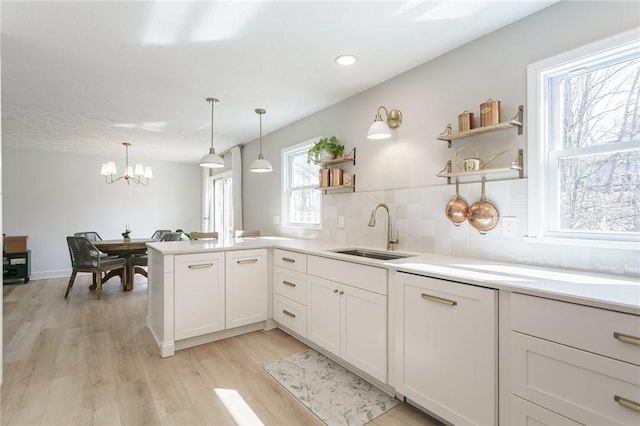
[250,108,273,173]
[200,97,225,168]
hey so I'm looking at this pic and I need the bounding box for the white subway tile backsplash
[291,182,638,277]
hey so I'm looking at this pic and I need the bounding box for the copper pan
[444,179,468,226]
[468,177,499,234]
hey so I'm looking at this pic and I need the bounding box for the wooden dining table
[94,238,156,291]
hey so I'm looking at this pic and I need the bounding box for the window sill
[524,236,639,251]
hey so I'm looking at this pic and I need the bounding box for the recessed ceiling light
[335,54,357,66]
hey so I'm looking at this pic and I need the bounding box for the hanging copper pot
[445,179,469,226]
[468,177,499,234]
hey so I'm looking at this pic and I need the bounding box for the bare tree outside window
[554,55,640,234]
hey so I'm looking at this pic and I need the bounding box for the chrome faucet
[368,202,399,250]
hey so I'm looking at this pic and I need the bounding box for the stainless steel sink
[331,248,416,261]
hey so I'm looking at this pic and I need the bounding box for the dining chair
[73,231,102,241]
[131,232,182,278]
[161,232,182,241]
[190,232,218,240]
[151,229,172,240]
[235,230,261,237]
[65,236,126,300]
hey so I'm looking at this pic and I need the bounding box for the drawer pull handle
[614,331,640,346]
[333,289,339,293]
[339,290,344,295]
[614,395,640,413]
[237,259,258,264]
[282,257,295,263]
[282,310,296,318]
[188,263,213,269]
[421,292,457,306]
[282,280,296,287]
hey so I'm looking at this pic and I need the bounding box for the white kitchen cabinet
[509,293,640,425]
[225,249,268,329]
[174,252,225,340]
[510,395,582,426]
[397,272,497,426]
[307,256,388,382]
[273,249,308,337]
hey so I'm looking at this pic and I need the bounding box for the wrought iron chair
[131,232,182,278]
[73,231,102,241]
[65,236,126,300]
[161,232,182,241]
[151,229,172,240]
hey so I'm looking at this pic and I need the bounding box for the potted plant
[307,136,344,163]
[175,229,191,241]
[122,225,132,242]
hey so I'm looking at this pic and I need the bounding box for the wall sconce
[200,97,225,168]
[367,106,403,140]
[249,108,273,173]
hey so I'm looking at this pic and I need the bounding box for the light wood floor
[2,275,442,426]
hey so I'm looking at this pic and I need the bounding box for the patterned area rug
[263,349,399,426]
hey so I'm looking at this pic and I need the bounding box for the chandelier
[101,142,153,186]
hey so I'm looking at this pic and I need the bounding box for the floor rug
[263,349,399,426]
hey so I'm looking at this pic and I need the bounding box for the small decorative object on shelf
[122,225,132,242]
[479,99,501,127]
[458,110,474,132]
[307,136,344,164]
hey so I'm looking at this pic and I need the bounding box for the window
[206,172,233,239]
[527,29,640,248]
[282,140,322,228]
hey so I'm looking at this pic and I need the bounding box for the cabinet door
[341,284,387,382]
[510,395,582,426]
[174,252,225,340]
[225,249,268,329]
[307,275,341,357]
[400,273,497,426]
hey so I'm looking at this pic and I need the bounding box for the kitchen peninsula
[146,236,639,426]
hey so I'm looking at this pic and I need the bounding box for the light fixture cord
[125,144,129,174]
[259,113,263,156]
[211,101,215,151]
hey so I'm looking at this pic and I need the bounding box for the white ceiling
[1,1,554,163]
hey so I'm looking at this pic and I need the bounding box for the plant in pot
[122,225,132,242]
[307,136,344,163]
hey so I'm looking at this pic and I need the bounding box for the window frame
[281,138,323,230]
[526,28,640,250]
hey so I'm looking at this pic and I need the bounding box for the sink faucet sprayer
[368,202,399,251]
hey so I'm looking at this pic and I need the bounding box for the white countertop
[147,237,640,315]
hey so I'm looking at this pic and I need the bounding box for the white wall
[2,147,202,279]
[242,1,640,276]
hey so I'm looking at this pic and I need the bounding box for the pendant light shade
[250,108,273,173]
[200,97,225,168]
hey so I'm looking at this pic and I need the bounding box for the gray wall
[241,1,640,275]
[2,147,202,278]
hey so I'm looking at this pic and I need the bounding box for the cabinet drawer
[511,331,640,425]
[511,293,640,365]
[307,255,387,295]
[273,249,306,273]
[274,266,307,305]
[510,395,582,426]
[274,294,307,337]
